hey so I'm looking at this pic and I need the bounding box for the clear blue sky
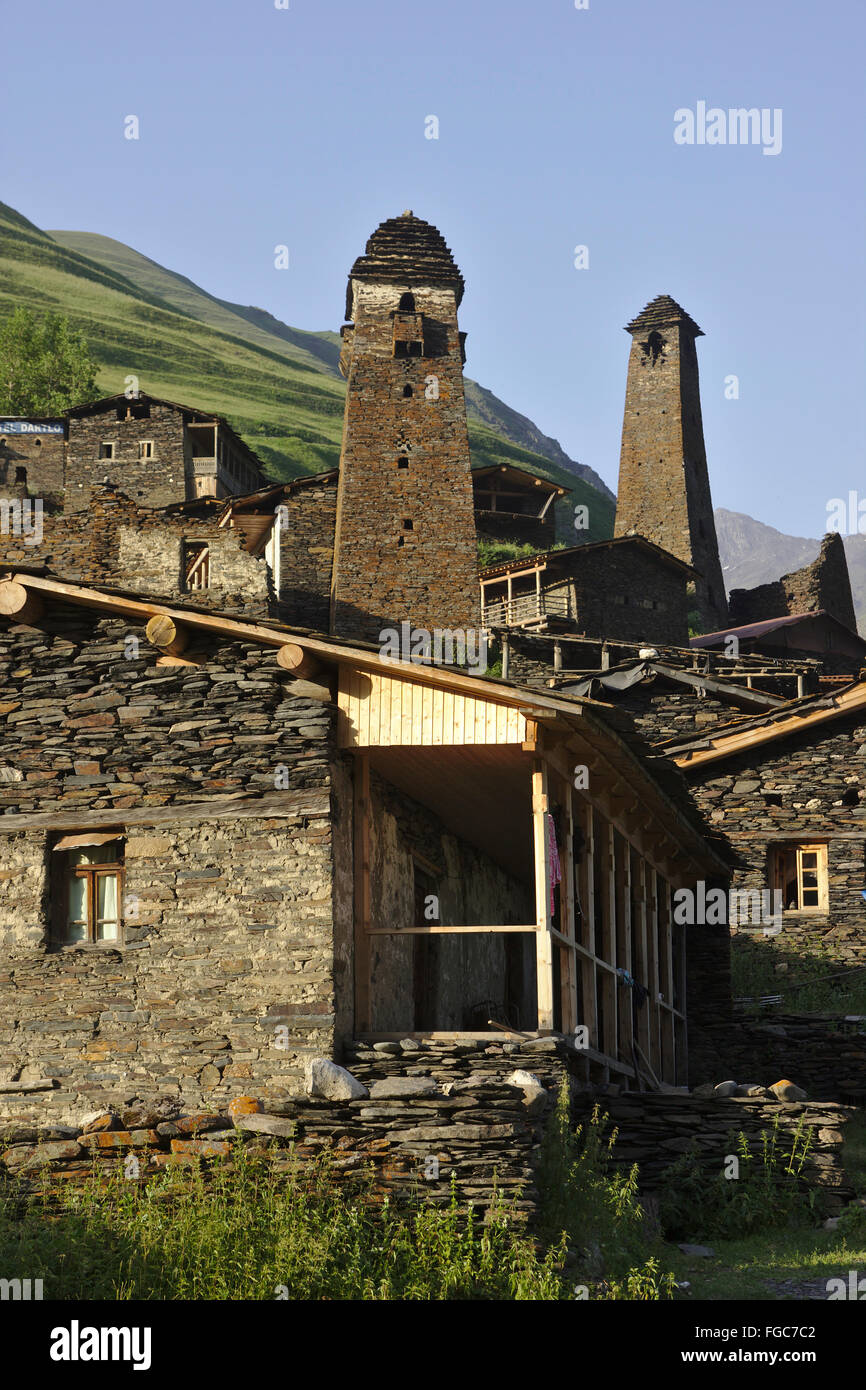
[4,0,864,538]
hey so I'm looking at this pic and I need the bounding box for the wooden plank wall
[338,668,526,749]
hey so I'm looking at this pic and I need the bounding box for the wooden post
[615,832,633,1064]
[633,854,650,1064]
[657,870,675,1083]
[560,772,578,1034]
[646,860,661,1076]
[601,820,617,1060]
[532,759,555,1032]
[353,755,372,1033]
[0,580,43,625]
[579,800,598,1048]
[145,613,189,657]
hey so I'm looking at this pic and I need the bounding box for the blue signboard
[0,420,65,435]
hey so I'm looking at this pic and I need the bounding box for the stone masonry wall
[687,712,866,935]
[0,485,272,619]
[0,429,66,507]
[572,1090,856,1210]
[0,607,341,1122]
[277,478,337,630]
[730,533,858,635]
[65,404,190,513]
[331,280,480,642]
[0,1039,571,1221]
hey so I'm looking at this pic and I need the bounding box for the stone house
[0,570,731,1122]
[0,212,743,1129]
[480,537,694,647]
[664,681,866,964]
[473,463,569,552]
[2,394,268,513]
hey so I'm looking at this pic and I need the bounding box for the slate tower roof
[626,294,704,338]
[346,211,464,316]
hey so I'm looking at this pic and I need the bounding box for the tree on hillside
[0,308,100,415]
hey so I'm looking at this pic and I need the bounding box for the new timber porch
[337,664,730,1087]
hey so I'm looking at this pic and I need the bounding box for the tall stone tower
[330,212,481,645]
[614,295,728,634]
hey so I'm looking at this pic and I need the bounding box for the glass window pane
[66,876,88,941]
[96,874,119,938]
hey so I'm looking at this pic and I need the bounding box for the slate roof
[347,212,464,313]
[625,294,703,338]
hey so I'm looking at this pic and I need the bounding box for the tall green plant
[0,307,99,414]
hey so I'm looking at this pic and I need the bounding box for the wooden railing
[481,589,572,628]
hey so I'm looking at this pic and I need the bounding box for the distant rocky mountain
[715,508,866,634]
[462,380,615,501]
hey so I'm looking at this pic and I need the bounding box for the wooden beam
[0,579,44,625]
[366,924,537,935]
[145,614,189,657]
[0,788,329,833]
[276,643,322,680]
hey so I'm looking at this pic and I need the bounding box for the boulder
[504,1069,543,1089]
[770,1080,808,1102]
[713,1081,738,1098]
[305,1057,368,1101]
[228,1095,261,1121]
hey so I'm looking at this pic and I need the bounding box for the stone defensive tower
[330,212,481,644]
[614,295,728,634]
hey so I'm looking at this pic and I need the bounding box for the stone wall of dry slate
[0,606,342,1122]
[0,486,272,620]
[0,1039,572,1219]
[65,404,193,513]
[690,1015,866,1104]
[688,713,866,935]
[0,428,66,508]
[276,478,337,631]
[571,1090,856,1211]
[730,533,859,636]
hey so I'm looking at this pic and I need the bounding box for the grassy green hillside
[1,202,614,538]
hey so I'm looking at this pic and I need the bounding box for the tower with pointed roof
[329,212,481,644]
[614,295,728,634]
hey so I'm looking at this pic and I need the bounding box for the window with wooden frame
[138,440,154,460]
[183,540,210,591]
[770,843,829,913]
[52,833,124,944]
[99,441,115,460]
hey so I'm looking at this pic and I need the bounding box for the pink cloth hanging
[546,813,562,917]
